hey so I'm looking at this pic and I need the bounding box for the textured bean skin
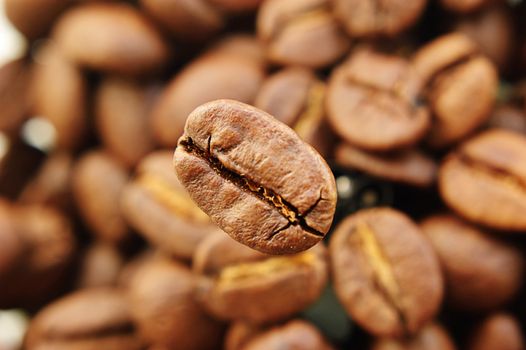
[174,99,336,254]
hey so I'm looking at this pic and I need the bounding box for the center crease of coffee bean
[355,221,407,328]
[180,137,325,238]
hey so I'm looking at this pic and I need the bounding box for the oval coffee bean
[327,48,429,151]
[174,99,337,254]
[439,129,526,231]
[468,313,524,350]
[330,208,443,337]
[421,214,523,310]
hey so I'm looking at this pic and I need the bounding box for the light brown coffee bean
[121,150,216,259]
[127,255,224,350]
[25,288,143,350]
[207,34,266,65]
[332,0,427,38]
[53,3,169,75]
[95,77,158,168]
[257,0,350,68]
[421,214,523,310]
[468,313,524,350]
[330,208,443,337]
[76,243,124,289]
[193,233,328,323]
[72,151,130,244]
[371,322,456,350]
[439,129,526,231]
[151,50,264,147]
[255,67,332,157]
[0,58,32,134]
[174,99,337,254]
[413,33,498,147]
[335,143,437,187]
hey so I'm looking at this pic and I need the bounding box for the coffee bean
[193,233,328,323]
[421,214,523,310]
[439,129,526,231]
[0,200,23,278]
[5,0,70,39]
[330,208,443,337]
[468,313,524,350]
[121,150,216,259]
[332,0,427,38]
[327,48,429,151]
[413,33,498,147]
[257,0,350,68]
[174,99,337,254]
[53,3,169,75]
[76,243,123,289]
[335,143,437,187]
[0,58,32,134]
[371,322,456,350]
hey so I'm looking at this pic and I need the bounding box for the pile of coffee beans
[1,0,526,349]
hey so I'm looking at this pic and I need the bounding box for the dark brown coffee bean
[330,208,443,337]
[335,143,437,187]
[439,129,526,231]
[0,58,32,134]
[174,99,337,254]
[257,0,350,68]
[72,151,130,244]
[327,48,429,151]
[127,255,224,350]
[468,313,524,350]
[31,43,87,150]
[121,150,216,259]
[241,320,334,350]
[5,0,70,39]
[25,288,143,350]
[151,50,264,147]
[486,105,526,134]
[193,233,328,323]
[255,67,332,157]
[421,214,523,310]
[139,0,224,42]
[95,77,158,168]
[76,243,124,289]
[371,323,456,350]
[440,0,504,14]
[0,200,23,278]
[413,33,498,147]
[332,0,427,38]
[53,3,169,75]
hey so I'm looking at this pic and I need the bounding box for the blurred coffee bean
[0,58,32,134]
[72,151,130,244]
[95,77,159,168]
[25,288,143,350]
[421,214,524,311]
[127,254,224,350]
[257,0,350,68]
[0,200,23,278]
[371,322,456,350]
[330,208,443,337]
[76,243,124,289]
[193,233,328,324]
[52,2,170,75]
[468,313,524,350]
[413,33,498,147]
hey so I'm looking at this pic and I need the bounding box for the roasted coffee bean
[151,49,264,147]
[439,0,504,14]
[193,233,328,323]
[468,313,524,350]
[439,129,526,231]
[255,67,332,157]
[327,48,429,151]
[257,0,350,68]
[421,214,523,310]
[486,105,526,134]
[330,208,443,337]
[335,143,437,187]
[139,0,224,42]
[5,0,70,39]
[31,43,87,150]
[332,0,427,38]
[0,58,32,134]
[0,200,23,278]
[413,33,498,147]
[127,255,224,350]
[95,77,158,168]
[371,322,456,350]
[121,150,216,259]
[207,34,266,65]
[72,151,130,244]
[174,99,337,254]
[53,3,169,75]
[76,243,124,289]
[25,288,143,350]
